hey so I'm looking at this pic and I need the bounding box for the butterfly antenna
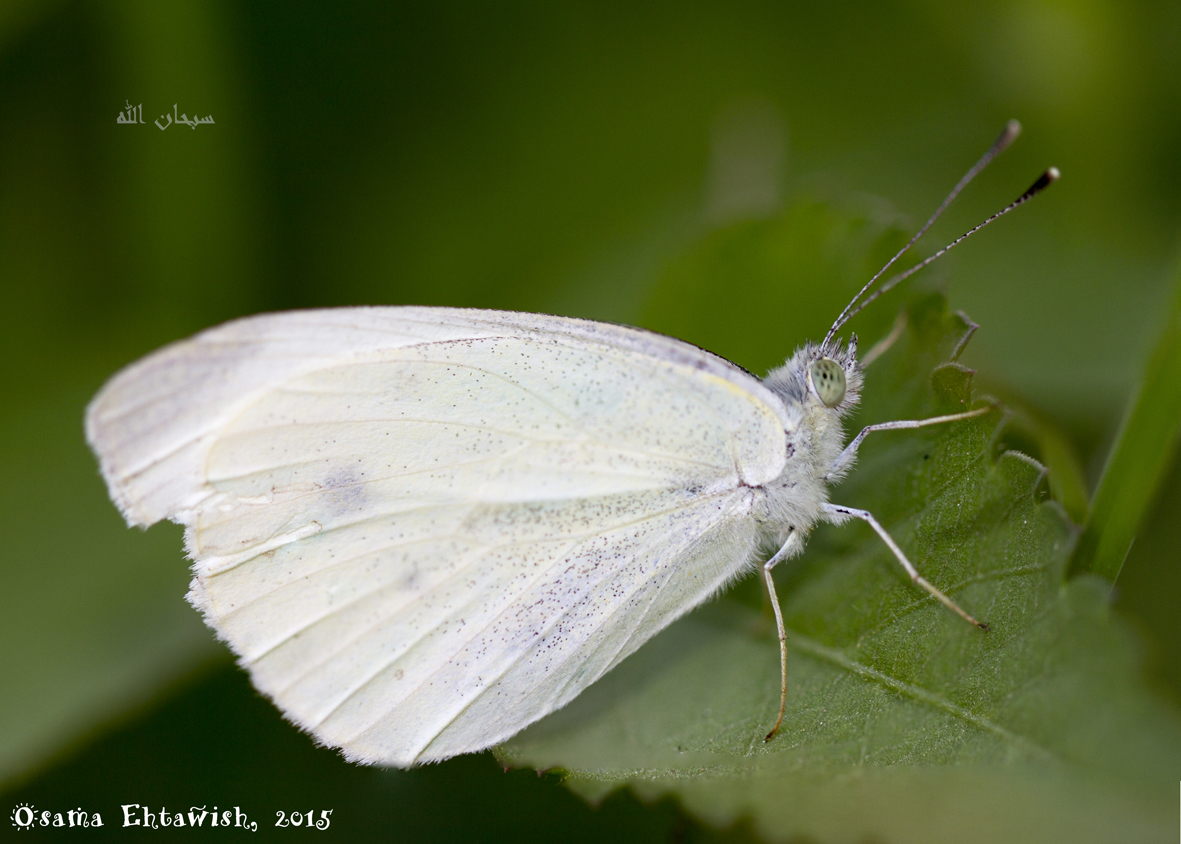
[837,167,1060,326]
[823,119,1022,348]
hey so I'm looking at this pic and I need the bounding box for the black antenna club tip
[1022,168,1060,199]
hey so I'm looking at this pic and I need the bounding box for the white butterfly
[85,124,1055,767]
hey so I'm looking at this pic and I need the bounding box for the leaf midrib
[784,632,1057,763]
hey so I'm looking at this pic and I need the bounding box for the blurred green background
[2,0,1179,840]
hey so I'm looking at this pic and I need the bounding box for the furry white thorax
[752,336,864,551]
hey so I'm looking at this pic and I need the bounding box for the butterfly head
[763,336,863,418]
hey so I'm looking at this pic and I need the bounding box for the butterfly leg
[762,528,805,742]
[823,405,991,482]
[819,502,989,630]
[859,310,908,368]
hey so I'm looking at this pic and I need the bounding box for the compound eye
[810,358,847,408]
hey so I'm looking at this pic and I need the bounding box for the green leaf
[498,204,1181,843]
[991,399,1090,525]
[1072,252,1181,581]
